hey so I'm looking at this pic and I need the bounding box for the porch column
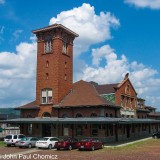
[115,124,118,142]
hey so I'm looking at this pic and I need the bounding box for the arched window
[76,113,83,118]
[90,113,97,117]
[46,73,49,80]
[44,37,52,53]
[62,114,69,118]
[42,112,51,117]
[41,88,52,104]
[125,85,130,95]
[65,61,67,68]
[62,41,68,54]
[110,113,113,117]
[64,74,67,80]
[46,61,49,67]
[26,115,32,118]
[106,113,108,117]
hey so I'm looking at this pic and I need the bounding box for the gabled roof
[117,73,137,95]
[94,83,118,94]
[16,101,39,110]
[55,80,118,108]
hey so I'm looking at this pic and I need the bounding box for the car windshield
[21,137,29,141]
[5,135,12,139]
[81,138,92,142]
[59,138,70,142]
[39,138,48,141]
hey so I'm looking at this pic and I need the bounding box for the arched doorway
[42,112,51,137]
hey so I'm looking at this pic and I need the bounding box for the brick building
[2,24,160,143]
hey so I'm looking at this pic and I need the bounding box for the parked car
[4,134,26,147]
[15,137,39,148]
[152,131,160,139]
[78,138,104,151]
[35,137,59,149]
[55,137,79,150]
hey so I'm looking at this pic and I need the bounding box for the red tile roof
[56,80,117,107]
[16,101,39,110]
[18,80,122,109]
[94,83,118,94]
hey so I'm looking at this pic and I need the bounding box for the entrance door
[63,125,69,136]
[126,124,130,138]
[42,124,51,137]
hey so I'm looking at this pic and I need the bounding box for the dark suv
[4,134,26,146]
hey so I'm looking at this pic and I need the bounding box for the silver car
[16,137,39,148]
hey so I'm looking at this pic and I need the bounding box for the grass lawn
[0,141,5,147]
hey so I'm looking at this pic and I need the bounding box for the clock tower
[32,24,78,115]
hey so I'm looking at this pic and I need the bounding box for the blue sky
[0,0,160,110]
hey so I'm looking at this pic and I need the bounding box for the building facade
[2,24,160,143]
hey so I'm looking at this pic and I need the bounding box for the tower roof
[32,24,79,37]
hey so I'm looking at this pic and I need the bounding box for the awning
[1,117,160,124]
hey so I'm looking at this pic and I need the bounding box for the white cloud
[82,45,129,84]
[0,0,5,5]
[49,3,120,57]
[81,44,160,109]
[125,0,160,9]
[0,41,37,107]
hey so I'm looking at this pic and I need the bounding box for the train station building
[2,24,160,143]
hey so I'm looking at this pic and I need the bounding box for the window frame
[41,88,53,104]
[44,39,53,54]
[62,41,68,54]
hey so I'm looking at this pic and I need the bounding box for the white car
[35,137,59,149]
[4,134,26,147]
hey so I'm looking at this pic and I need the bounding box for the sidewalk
[105,137,152,148]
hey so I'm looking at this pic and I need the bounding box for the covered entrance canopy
[1,117,160,124]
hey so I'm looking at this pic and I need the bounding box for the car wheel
[57,148,60,150]
[91,146,95,151]
[101,144,104,149]
[154,135,158,139]
[28,144,32,148]
[68,145,72,151]
[48,144,52,149]
[7,144,11,147]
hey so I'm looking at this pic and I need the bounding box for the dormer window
[62,42,68,54]
[41,88,52,104]
[44,39,52,53]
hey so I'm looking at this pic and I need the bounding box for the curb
[104,137,152,148]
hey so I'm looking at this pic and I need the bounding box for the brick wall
[57,107,119,118]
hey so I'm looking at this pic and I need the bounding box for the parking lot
[0,138,160,160]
